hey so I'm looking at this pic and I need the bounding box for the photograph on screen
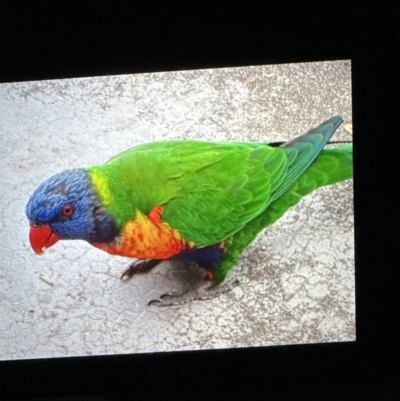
[0,60,354,360]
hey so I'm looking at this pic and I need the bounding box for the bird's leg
[121,259,163,280]
[148,264,239,306]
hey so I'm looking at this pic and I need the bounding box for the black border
[1,2,399,400]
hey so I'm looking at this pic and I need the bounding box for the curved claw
[160,292,174,299]
[148,299,164,306]
[147,297,182,307]
[120,266,135,280]
[121,259,163,280]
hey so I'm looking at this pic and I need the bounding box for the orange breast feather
[93,208,187,259]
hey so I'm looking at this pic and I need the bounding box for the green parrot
[25,116,352,305]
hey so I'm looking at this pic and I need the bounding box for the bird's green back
[85,141,289,245]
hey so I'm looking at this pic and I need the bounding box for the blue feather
[176,246,225,267]
[26,169,119,243]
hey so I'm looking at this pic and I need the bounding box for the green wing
[90,140,286,245]
[87,117,343,247]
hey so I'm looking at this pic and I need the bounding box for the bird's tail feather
[266,143,353,226]
[270,116,344,202]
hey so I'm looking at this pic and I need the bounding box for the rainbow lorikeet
[26,116,352,305]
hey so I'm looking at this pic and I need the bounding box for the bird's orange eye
[62,205,74,216]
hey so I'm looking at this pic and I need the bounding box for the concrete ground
[0,60,354,360]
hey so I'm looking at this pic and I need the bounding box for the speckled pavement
[0,60,354,360]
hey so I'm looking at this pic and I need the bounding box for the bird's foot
[148,279,240,306]
[121,259,163,280]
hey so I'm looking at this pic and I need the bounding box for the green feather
[213,143,353,284]
[82,116,352,285]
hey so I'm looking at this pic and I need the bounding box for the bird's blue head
[26,169,119,254]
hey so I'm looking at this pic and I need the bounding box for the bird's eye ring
[62,205,74,216]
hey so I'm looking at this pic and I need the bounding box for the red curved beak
[29,225,60,255]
